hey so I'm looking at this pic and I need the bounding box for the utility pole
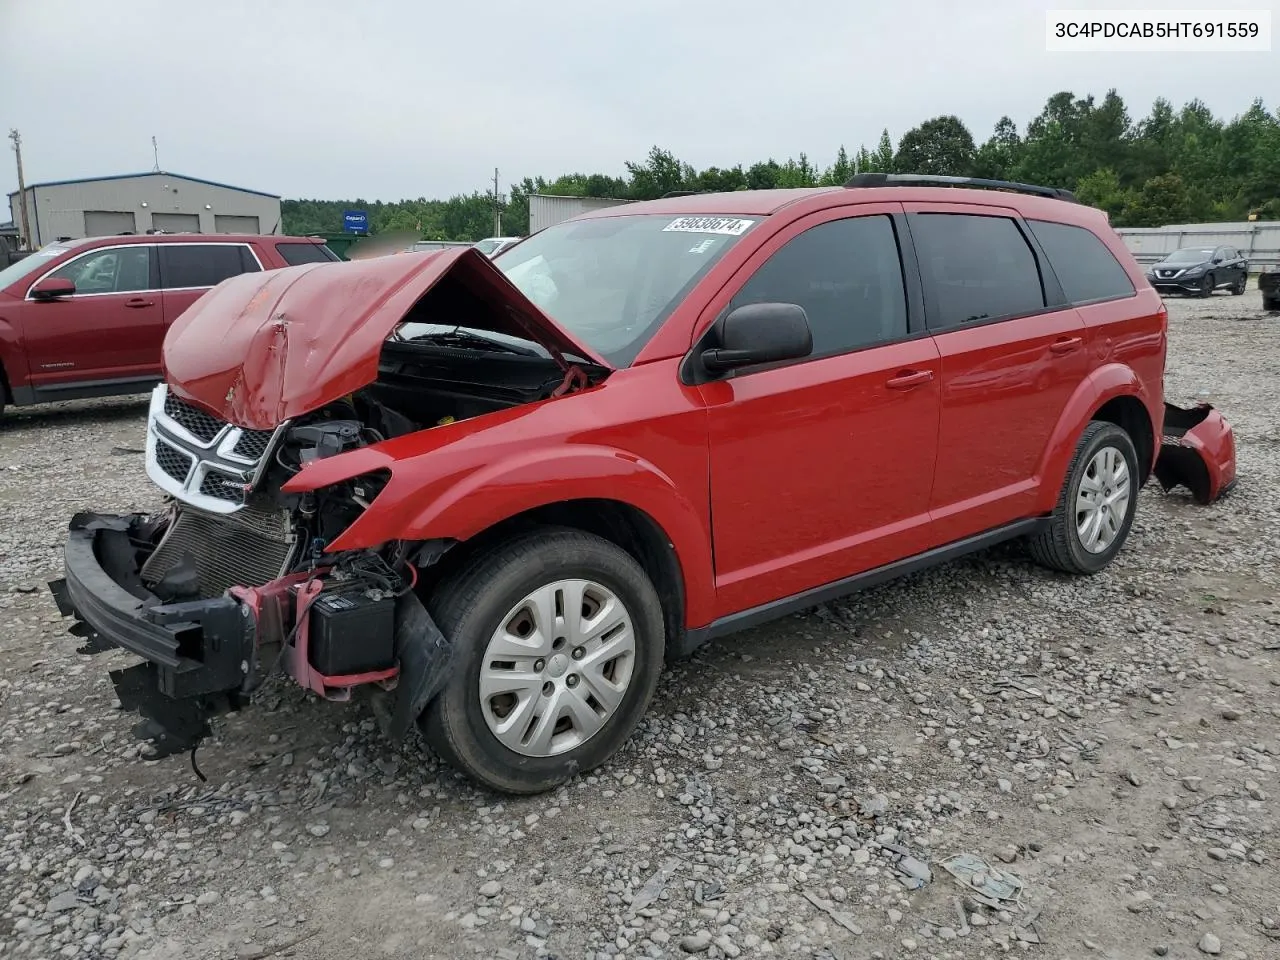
[492,167,501,236]
[9,129,32,250]
[151,136,160,172]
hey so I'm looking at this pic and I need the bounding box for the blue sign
[342,210,368,234]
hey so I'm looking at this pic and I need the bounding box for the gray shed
[8,171,282,246]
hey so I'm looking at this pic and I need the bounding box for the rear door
[158,243,263,327]
[699,204,943,615]
[904,203,1088,542]
[18,243,162,390]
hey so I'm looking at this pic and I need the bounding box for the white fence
[1115,221,1280,270]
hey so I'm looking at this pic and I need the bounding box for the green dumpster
[319,232,368,260]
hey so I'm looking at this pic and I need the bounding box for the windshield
[473,239,502,255]
[495,213,757,366]
[1165,248,1215,264]
[0,243,73,291]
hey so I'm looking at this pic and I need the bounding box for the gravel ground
[2,290,1278,960]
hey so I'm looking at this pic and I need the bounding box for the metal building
[529,194,636,235]
[7,171,282,247]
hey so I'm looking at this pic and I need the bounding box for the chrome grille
[164,392,222,443]
[145,384,287,516]
[154,440,193,483]
[141,500,296,599]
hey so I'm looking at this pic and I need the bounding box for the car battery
[307,589,396,676]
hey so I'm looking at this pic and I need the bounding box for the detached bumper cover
[1153,402,1238,505]
[48,513,254,756]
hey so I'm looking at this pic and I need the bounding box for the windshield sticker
[688,238,717,254]
[663,216,755,236]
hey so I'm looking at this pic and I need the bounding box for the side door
[158,243,263,327]
[694,204,943,617]
[1223,246,1247,288]
[903,203,1089,542]
[19,243,162,391]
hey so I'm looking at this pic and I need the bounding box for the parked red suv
[53,175,1202,794]
[0,233,338,417]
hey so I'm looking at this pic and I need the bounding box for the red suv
[0,233,338,417]
[52,175,1174,794]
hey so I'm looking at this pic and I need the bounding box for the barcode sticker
[663,217,755,236]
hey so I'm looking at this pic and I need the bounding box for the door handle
[125,297,154,308]
[1049,336,1082,355]
[886,369,934,390]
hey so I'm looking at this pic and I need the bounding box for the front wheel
[420,528,665,795]
[1028,421,1140,575]
[1198,274,1215,297]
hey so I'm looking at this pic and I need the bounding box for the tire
[419,527,665,795]
[1231,275,1247,295]
[1027,421,1140,575]
[1265,298,1280,313]
[1198,274,1214,297]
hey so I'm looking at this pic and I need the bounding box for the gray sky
[2,0,1274,202]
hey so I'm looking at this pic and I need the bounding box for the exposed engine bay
[50,325,603,763]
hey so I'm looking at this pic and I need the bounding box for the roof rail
[661,190,702,198]
[843,172,1077,202]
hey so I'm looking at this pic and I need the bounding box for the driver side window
[730,215,909,360]
[49,247,153,295]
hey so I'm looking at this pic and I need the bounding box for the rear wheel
[1231,274,1247,295]
[420,527,665,795]
[1028,421,1139,575]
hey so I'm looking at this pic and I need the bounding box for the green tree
[820,146,853,186]
[626,147,693,200]
[1122,173,1191,226]
[1074,168,1127,218]
[871,130,895,172]
[894,115,976,176]
[972,117,1022,180]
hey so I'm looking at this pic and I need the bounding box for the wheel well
[419,499,688,660]
[1092,395,1154,484]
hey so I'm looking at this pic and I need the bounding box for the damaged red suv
[52,175,1229,794]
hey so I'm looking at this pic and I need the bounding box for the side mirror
[701,302,813,373]
[31,277,76,300]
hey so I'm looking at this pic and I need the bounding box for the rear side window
[158,244,261,289]
[1028,220,1136,305]
[276,242,339,266]
[911,214,1045,330]
[730,214,909,358]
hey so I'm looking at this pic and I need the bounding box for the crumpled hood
[162,247,609,430]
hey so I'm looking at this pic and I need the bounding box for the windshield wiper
[395,327,542,357]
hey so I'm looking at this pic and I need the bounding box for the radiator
[141,499,297,599]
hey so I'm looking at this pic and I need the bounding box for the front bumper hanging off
[48,512,452,762]
[47,513,259,757]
